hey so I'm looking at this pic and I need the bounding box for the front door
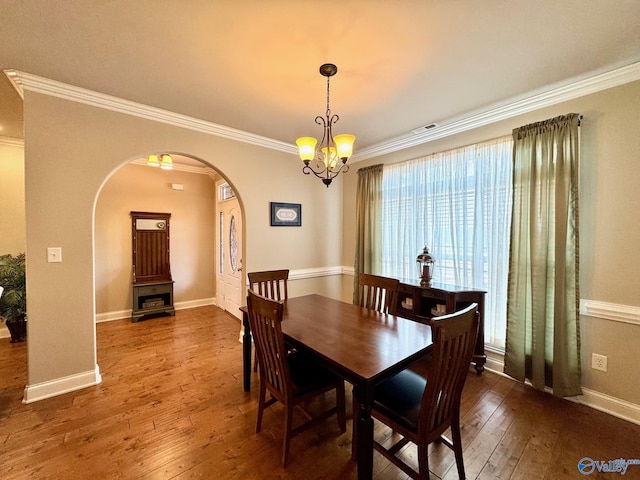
[216,182,243,319]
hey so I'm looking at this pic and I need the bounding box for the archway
[93,152,245,372]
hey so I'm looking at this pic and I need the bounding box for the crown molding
[5,62,640,162]
[3,69,297,155]
[353,61,640,161]
[0,136,24,147]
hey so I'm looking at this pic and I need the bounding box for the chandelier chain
[326,75,331,119]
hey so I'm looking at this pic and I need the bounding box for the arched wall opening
[93,152,244,323]
[92,152,246,382]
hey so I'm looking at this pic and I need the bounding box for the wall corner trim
[23,365,102,404]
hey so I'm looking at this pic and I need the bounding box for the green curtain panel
[505,113,581,397]
[353,164,383,304]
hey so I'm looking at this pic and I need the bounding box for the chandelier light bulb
[296,137,317,162]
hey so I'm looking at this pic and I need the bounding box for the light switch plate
[47,247,62,263]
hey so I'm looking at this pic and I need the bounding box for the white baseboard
[484,355,505,374]
[175,297,216,310]
[95,297,217,323]
[95,309,131,323]
[481,349,640,426]
[23,364,102,404]
[575,388,640,426]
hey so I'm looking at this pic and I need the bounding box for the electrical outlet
[592,353,608,372]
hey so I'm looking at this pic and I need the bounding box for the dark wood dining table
[240,294,433,480]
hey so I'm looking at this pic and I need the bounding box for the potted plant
[0,253,27,343]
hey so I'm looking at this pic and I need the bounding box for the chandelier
[296,63,355,187]
[147,153,173,170]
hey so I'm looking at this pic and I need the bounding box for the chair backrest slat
[248,269,289,302]
[247,290,291,402]
[357,273,399,314]
[420,303,479,437]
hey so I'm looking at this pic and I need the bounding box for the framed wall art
[270,202,301,227]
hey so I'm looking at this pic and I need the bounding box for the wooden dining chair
[248,269,289,371]
[247,290,347,468]
[369,303,479,480]
[352,273,402,458]
[248,269,289,301]
[357,273,400,314]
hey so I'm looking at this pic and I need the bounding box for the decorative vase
[6,317,26,343]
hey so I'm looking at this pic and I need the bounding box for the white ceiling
[1,1,640,162]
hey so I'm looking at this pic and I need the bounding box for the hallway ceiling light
[148,154,173,170]
[296,63,355,187]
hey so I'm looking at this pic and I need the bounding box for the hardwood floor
[1,305,639,479]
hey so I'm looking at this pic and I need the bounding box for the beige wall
[23,91,343,386]
[342,80,640,405]
[95,164,217,314]
[0,142,26,255]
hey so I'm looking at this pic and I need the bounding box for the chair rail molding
[580,299,640,326]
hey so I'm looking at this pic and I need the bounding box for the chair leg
[417,443,431,480]
[336,381,346,433]
[256,383,266,433]
[282,404,293,468]
[451,417,465,480]
[253,351,259,372]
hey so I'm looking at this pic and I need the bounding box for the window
[218,182,236,201]
[381,136,513,349]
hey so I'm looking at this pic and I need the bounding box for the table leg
[353,384,374,480]
[242,311,251,392]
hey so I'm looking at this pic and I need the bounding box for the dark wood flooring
[1,305,639,479]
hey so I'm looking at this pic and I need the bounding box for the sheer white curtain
[381,136,513,349]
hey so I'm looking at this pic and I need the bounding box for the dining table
[240,294,433,480]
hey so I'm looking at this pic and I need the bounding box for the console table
[131,280,175,322]
[393,277,487,374]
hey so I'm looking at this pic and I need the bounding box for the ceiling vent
[411,123,439,134]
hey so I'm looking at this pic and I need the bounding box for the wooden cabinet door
[131,211,172,284]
